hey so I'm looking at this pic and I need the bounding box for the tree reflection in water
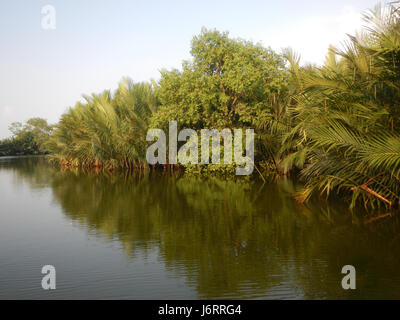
[3,156,400,299]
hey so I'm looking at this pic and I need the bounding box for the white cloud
[262,5,364,65]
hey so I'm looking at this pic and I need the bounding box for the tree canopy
[151,28,288,130]
[0,118,53,156]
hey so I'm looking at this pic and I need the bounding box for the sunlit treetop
[152,28,289,130]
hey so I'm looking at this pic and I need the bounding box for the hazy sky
[0,0,381,138]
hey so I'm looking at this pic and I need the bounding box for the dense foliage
[151,28,288,130]
[273,3,400,209]
[47,79,158,170]
[0,118,53,156]
[4,2,399,210]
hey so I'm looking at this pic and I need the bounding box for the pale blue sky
[0,0,381,138]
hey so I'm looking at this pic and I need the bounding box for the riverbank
[2,2,400,211]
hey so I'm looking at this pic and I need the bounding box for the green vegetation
[275,3,400,209]
[151,29,287,130]
[0,118,53,156]
[47,80,157,170]
[3,2,400,210]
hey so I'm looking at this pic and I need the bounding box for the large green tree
[150,28,288,131]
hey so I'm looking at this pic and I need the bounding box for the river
[1,156,400,299]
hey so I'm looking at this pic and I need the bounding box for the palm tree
[271,2,400,209]
[48,78,158,170]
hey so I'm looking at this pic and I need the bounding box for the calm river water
[0,156,400,299]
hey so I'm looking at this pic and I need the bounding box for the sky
[0,0,382,138]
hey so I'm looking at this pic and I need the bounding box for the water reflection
[1,156,400,299]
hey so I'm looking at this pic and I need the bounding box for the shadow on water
[1,156,400,299]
